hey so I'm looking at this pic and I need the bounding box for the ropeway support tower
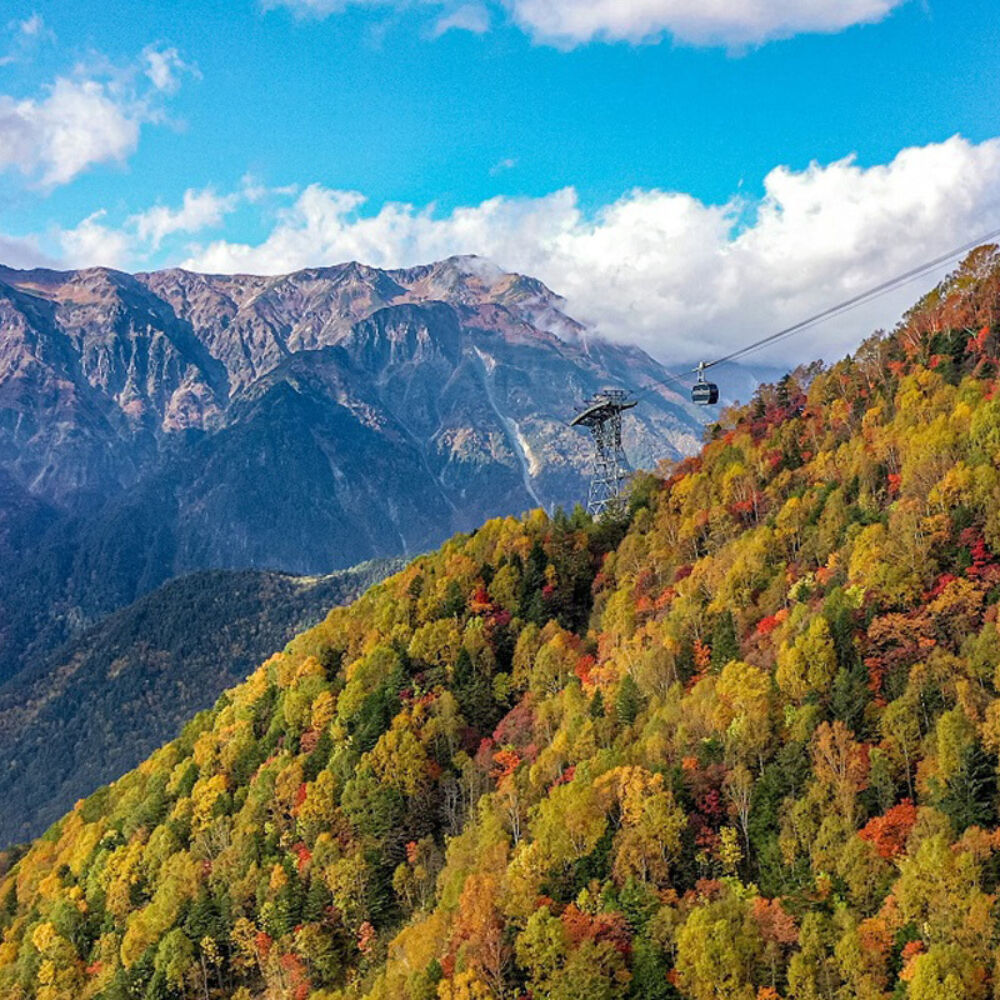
[571,389,637,518]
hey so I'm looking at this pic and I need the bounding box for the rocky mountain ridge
[0,255,699,508]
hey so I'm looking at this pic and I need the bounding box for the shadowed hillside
[0,559,400,846]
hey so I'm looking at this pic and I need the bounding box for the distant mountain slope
[0,558,400,845]
[0,256,706,681]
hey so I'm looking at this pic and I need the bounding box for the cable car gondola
[691,362,719,406]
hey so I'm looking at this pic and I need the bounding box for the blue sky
[1,0,1000,363]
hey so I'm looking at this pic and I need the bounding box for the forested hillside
[3,246,1000,1000]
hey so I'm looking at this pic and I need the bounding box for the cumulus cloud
[262,0,907,47]
[44,186,241,268]
[132,187,239,249]
[505,0,906,47]
[58,211,134,268]
[0,186,245,272]
[0,78,143,188]
[0,44,193,189]
[180,135,1000,365]
[7,136,996,366]
[8,182,271,270]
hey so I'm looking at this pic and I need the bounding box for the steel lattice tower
[571,389,637,518]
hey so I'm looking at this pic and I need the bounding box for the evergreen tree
[616,674,643,725]
[454,646,496,733]
[629,937,680,1000]
[830,663,871,736]
[938,742,997,832]
[710,611,740,670]
[589,690,605,719]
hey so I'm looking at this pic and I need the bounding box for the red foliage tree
[858,799,918,859]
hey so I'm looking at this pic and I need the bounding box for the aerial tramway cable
[626,223,1000,405]
[569,226,1000,514]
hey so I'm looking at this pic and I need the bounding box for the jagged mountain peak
[0,256,696,468]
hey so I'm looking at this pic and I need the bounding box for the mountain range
[0,255,708,683]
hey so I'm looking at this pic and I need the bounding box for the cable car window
[692,381,719,405]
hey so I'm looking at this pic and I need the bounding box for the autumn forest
[6,246,1000,1000]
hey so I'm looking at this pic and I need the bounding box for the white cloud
[0,44,193,189]
[240,174,301,203]
[505,0,906,47]
[0,233,56,269]
[260,0,358,15]
[58,211,134,268]
[16,13,49,39]
[490,156,517,175]
[0,12,54,65]
[262,0,907,47]
[64,185,241,266]
[0,186,244,272]
[180,135,1000,365]
[132,188,239,249]
[0,78,142,187]
[142,44,198,94]
[433,3,490,35]
[5,137,996,367]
